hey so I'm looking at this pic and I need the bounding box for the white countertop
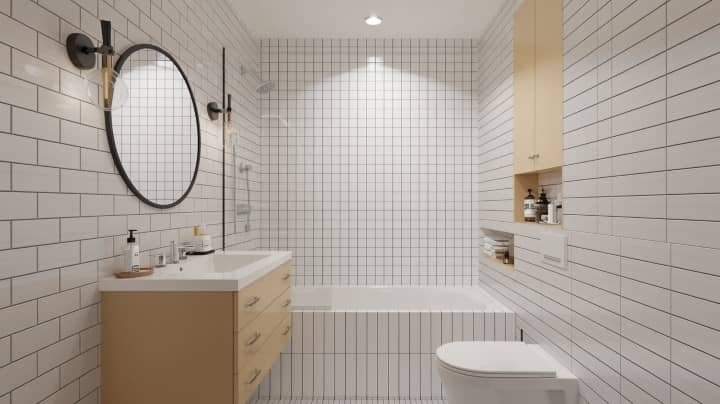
[99,250,292,292]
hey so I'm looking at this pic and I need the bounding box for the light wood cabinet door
[513,0,537,174]
[534,0,563,171]
[102,292,235,404]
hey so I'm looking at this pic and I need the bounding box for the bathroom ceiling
[231,0,506,38]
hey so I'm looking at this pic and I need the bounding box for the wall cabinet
[513,0,563,174]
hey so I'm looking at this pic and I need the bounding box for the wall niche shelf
[513,166,563,225]
[480,219,564,239]
[481,230,515,271]
[480,254,515,271]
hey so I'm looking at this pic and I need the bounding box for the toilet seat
[436,341,558,379]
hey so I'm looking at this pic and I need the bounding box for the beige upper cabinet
[513,0,536,174]
[513,0,563,174]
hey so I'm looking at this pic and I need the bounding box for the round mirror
[106,44,200,209]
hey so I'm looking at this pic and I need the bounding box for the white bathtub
[291,285,510,312]
[255,286,517,400]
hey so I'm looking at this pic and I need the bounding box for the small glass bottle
[523,189,536,222]
[503,250,511,265]
[536,189,549,223]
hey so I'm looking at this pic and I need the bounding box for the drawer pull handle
[246,368,261,384]
[245,296,260,307]
[282,273,291,281]
[281,325,291,335]
[282,299,291,308]
[245,332,261,346]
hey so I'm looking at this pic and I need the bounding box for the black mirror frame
[104,43,201,210]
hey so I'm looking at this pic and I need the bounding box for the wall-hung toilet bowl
[436,341,578,404]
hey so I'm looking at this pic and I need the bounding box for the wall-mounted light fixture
[66,20,116,110]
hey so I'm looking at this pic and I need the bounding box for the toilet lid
[436,342,557,378]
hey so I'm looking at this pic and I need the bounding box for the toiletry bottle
[125,230,140,272]
[192,225,201,252]
[523,189,536,222]
[503,250,511,265]
[548,198,557,224]
[536,189,549,223]
[556,202,563,225]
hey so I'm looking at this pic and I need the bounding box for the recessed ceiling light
[365,15,383,26]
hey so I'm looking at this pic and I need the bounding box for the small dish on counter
[113,268,154,279]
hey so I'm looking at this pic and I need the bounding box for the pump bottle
[125,229,140,272]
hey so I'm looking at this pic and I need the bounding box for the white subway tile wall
[476,1,720,403]
[259,39,476,286]
[0,0,260,402]
[253,310,516,400]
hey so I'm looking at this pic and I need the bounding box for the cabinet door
[513,0,537,174]
[102,292,235,404]
[534,0,563,170]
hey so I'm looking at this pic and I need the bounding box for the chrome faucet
[169,241,178,264]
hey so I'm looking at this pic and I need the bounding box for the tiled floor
[253,400,446,404]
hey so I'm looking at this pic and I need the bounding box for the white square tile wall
[259,39,476,286]
[475,1,720,403]
[0,0,260,402]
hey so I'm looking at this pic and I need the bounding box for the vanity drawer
[235,289,291,370]
[265,314,291,360]
[235,351,269,404]
[235,261,291,331]
[235,315,291,404]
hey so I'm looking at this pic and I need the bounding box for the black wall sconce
[66,20,115,109]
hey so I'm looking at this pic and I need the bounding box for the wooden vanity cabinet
[101,261,292,404]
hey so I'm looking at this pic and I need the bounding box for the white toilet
[436,341,578,404]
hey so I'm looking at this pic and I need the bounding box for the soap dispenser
[125,229,140,272]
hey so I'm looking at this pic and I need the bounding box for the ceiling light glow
[365,15,383,26]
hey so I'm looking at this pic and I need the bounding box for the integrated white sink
[175,253,271,274]
[99,250,292,292]
[212,253,268,272]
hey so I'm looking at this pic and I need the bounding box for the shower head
[241,64,275,94]
[256,81,275,94]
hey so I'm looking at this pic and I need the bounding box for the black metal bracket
[66,20,115,70]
